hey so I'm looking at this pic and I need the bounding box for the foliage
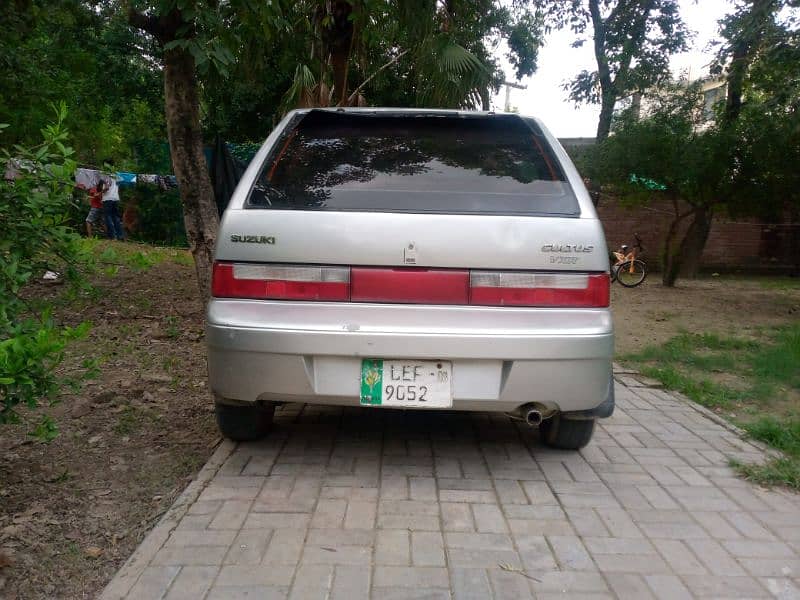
[203,1,545,141]
[0,1,166,170]
[584,84,723,283]
[0,105,91,437]
[533,0,688,139]
[585,1,799,284]
[123,185,187,247]
[586,83,720,204]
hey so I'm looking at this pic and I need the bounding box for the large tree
[126,1,543,300]
[126,1,291,299]
[534,0,688,140]
[588,0,800,286]
[587,85,727,286]
[278,1,543,113]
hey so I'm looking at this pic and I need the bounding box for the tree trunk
[596,91,616,141]
[163,47,219,301]
[321,1,354,106]
[331,48,349,105]
[724,0,775,127]
[660,205,712,286]
[724,39,748,125]
[679,206,713,278]
[588,0,614,143]
[661,216,683,287]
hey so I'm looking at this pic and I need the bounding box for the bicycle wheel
[616,260,647,287]
[610,265,619,283]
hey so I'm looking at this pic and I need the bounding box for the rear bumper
[206,300,614,413]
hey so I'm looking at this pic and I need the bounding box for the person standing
[84,182,104,237]
[101,172,124,240]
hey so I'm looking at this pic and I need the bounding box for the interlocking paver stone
[102,377,800,600]
[163,566,217,600]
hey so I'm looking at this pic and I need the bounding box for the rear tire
[540,414,596,450]
[214,400,274,441]
[616,260,647,287]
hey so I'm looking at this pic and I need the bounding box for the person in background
[84,181,105,237]
[101,172,124,240]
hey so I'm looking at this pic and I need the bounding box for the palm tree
[281,0,492,111]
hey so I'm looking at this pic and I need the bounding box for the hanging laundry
[157,175,178,190]
[75,167,100,189]
[116,172,137,186]
[138,174,158,185]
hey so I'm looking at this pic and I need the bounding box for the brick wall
[560,139,799,273]
[597,197,799,271]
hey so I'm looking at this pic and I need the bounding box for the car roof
[287,107,538,120]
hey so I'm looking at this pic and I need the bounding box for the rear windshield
[247,111,579,216]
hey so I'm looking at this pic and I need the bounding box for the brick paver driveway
[102,374,800,599]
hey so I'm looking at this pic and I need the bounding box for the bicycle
[611,233,647,287]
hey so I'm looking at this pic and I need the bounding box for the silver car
[207,108,613,449]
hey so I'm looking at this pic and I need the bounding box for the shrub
[0,103,90,438]
[123,184,187,247]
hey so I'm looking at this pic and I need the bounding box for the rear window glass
[247,111,579,216]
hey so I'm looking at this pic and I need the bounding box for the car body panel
[207,108,613,416]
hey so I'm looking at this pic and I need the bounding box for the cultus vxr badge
[230,235,276,245]
[541,244,594,253]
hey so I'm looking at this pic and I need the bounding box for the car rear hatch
[214,109,610,305]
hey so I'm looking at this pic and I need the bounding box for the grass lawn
[620,322,800,489]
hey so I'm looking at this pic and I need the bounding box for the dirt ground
[0,252,218,599]
[611,275,800,355]
[0,253,798,599]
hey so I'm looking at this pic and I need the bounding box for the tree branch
[345,49,410,106]
[612,0,657,90]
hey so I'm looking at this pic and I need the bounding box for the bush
[123,184,187,247]
[0,103,90,438]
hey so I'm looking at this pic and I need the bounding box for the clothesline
[74,167,178,191]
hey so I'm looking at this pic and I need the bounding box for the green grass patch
[742,416,800,457]
[80,239,192,272]
[733,457,800,489]
[622,323,800,489]
[637,365,746,409]
[757,277,800,290]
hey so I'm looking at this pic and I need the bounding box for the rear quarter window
[247,111,579,216]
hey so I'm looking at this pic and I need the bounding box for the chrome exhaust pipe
[525,409,543,426]
[507,403,556,426]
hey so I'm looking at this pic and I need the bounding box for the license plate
[360,360,452,408]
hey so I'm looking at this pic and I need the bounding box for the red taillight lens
[212,262,350,301]
[212,262,609,307]
[351,268,469,304]
[469,271,609,308]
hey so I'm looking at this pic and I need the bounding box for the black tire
[540,415,596,450]
[610,265,618,283]
[616,260,647,287]
[214,400,274,441]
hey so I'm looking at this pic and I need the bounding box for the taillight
[211,262,350,300]
[212,262,609,307]
[351,268,469,304]
[469,271,609,308]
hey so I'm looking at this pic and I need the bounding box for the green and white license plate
[360,360,452,408]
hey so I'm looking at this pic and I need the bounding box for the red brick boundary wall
[597,197,799,273]
[559,139,799,273]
